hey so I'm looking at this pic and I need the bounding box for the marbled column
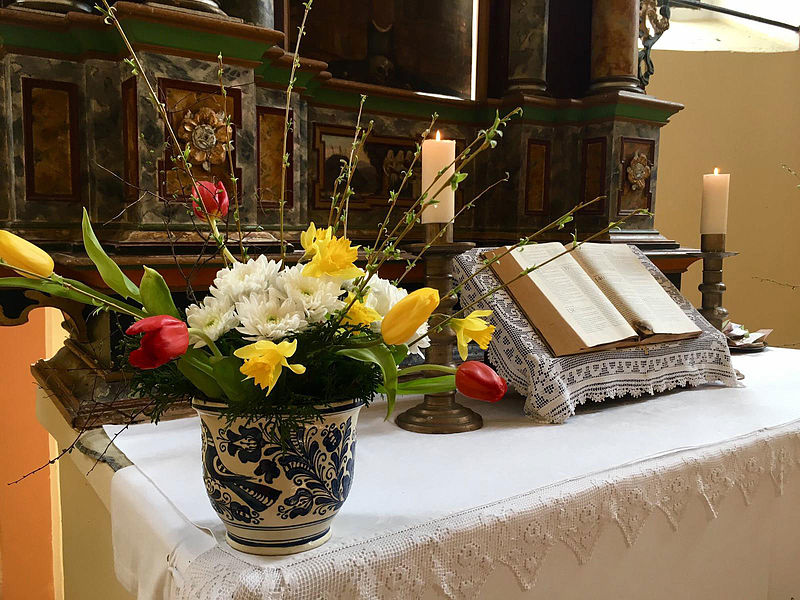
[218,0,274,28]
[589,0,642,93]
[506,0,549,95]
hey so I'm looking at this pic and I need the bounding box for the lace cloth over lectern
[452,246,739,423]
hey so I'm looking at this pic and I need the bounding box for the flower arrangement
[0,0,652,555]
[0,0,649,434]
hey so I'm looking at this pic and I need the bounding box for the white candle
[701,168,730,234]
[420,131,456,224]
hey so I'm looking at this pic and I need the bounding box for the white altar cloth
[107,349,800,600]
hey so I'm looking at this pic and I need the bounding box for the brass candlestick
[699,233,737,330]
[395,223,483,434]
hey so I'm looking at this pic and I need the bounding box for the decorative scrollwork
[638,0,671,88]
[626,151,652,192]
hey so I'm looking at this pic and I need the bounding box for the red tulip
[191,181,229,221]
[455,361,507,402]
[126,315,189,369]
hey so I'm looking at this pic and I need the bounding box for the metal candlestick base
[395,392,483,434]
[699,233,736,331]
[395,225,482,434]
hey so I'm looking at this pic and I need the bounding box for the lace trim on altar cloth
[452,247,740,423]
[175,421,800,600]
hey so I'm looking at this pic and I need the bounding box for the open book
[486,243,701,357]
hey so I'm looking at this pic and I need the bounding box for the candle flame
[713,167,719,175]
[435,130,441,141]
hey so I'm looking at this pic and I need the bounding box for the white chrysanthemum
[275,264,345,323]
[235,290,308,341]
[211,255,281,303]
[185,294,238,348]
[364,277,432,357]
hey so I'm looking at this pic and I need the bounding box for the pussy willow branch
[441,195,604,302]
[98,1,236,266]
[370,114,437,253]
[279,0,314,261]
[368,108,520,273]
[331,95,369,236]
[335,110,520,326]
[395,173,511,285]
[327,96,368,229]
[406,209,651,348]
[217,53,246,261]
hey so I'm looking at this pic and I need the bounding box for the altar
[41,348,797,600]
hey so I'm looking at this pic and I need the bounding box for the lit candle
[701,167,730,234]
[421,130,456,224]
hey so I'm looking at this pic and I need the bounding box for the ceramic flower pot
[193,398,364,555]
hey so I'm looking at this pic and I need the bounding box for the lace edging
[176,424,800,600]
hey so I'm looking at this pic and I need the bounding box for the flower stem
[188,329,223,358]
[397,364,456,377]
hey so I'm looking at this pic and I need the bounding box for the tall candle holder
[699,233,737,331]
[395,223,483,434]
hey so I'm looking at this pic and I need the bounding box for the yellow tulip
[302,235,364,280]
[450,310,495,360]
[381,287,439,346]
[342,292,381,326]
[0,230,54,279]
[234,339,306,396]
[299,222,332,260]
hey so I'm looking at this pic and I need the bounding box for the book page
[508,244,638,348]
[571,243,701,336]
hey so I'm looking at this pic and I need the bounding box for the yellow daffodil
[0,230,54,279]
[450,310,495,360]
[381,287,439,345]
[342,292,381,326]
[302,235,364,280]
[234,339,306,395]
[299,222,332,260]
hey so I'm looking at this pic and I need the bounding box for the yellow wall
[649,49,800,348]
[0,310,56,600]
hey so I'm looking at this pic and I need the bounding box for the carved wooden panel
[524,139,550,215]
[582,137,607,214]
[22,78,80,202]
[122,77,139,201]
[257,106,292,209]
[312,124,422,211]
[157,79,241,201]
[617,137,654,216]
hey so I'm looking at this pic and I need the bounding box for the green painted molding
[0,8,679,127]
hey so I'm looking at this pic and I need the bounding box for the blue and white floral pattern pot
[193,399,363,555]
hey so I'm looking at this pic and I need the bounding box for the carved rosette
[178,107,232,172]
[626,151,652,192]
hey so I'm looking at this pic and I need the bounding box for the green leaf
[338,344,398,418]
[82,208,141,301]
[177,349,225,400]
[0,277,98,306]
[389,344,409,365]
[140,266,179,318]
[393,375,455,396]
[211,356,253,404]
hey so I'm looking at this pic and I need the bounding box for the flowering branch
[406,208,652,348]
[96,1,237,266]
[369,114,437,253]
[441,195,604,302]
[217,52,246,261]
[394,173,511,285]
[279,0,314,262]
